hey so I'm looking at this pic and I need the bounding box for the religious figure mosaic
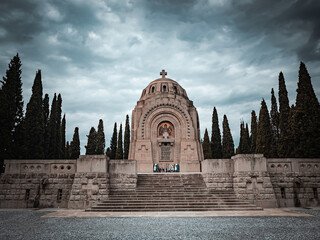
[158,122,174,138]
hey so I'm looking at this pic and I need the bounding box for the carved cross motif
[160,69,167,78]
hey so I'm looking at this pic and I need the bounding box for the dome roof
[139,70,188,101]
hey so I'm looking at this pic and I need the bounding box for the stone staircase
[86,173,262,212]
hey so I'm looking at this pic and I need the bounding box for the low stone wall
[68,155,109,209]
[232,154,277,208]
[109,160,137,191]
[268,158,320,207]
[201,159,233,190]
[0,159,76,208]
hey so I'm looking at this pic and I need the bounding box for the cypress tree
[70,127,80,159]
[96,119,105,154]
[256,99,272,157]
[56,94,62,158]
[286,105,296,157]
[24,70,45,159]
[202,128,212,159]
[290,62,320,157]
[116,124,123,159]
[270,88,279,157]
[250,110,257,153]
[47,94,57,158]
[123,115,130,159]
[211,107,222,158]
[277,72,290,157]
[85,127,97,155]
[43,94,50,158]
[222,115,234,158]
[237,121,250,154]
[0,54,24,169]
[65,141,70,159]
[110,122,117,159]
[60,114,66,158]
[43,94,50,128]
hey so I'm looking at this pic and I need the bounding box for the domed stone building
[129,70,204,172]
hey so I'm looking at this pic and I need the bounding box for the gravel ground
[1,209,320,240]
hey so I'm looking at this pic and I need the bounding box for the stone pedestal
[232,154,277,208]
[68,155,109,209]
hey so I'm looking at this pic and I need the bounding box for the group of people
[153,163,179,172]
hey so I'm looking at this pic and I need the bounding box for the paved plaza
[1,208,320,240]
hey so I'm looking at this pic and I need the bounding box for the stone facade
[202,155,320,208]
[0,154,319,209]
[0,156,137,209]
[129,71,203,172]
[0,159,76,208]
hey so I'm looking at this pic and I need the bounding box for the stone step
[90,204,259,209]
[86,173,262,212]
[86,207,263,212]
[87,206,263,212]
[97,202,254,206]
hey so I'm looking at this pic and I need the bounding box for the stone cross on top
[160,69,167,78]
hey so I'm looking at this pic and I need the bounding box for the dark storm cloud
[229,0,320,62]
[0,0,319,151]
[0,0,44,44]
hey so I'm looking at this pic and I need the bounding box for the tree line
[0,54,82,173]
[84,115,130,160]
[203,62,320,159]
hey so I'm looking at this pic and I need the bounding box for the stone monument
[129,70,204,172]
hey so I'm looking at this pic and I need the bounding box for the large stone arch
[139,103,193,140]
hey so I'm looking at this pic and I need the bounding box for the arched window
[151,86,155,93]
[162,85,167,92]
[173,86,178,94]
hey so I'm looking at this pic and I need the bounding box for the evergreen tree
[237,121,250,154]
[277,72,290,157]
[286,105,296,157]
[96,119,105,154]
[110,122,117,159]
[250,110,257,153]
[270,88,279,157]
[60,114,66,158]
[290,62,320,157]
[65,141,70,159]
[24,70,45,159]
[47,94,57,158]
[43,94,49,128]
[56,94,62,158]
[85,127,97,155]
[222,115,234,158]
[211,107,222,158]
[70,127,80,159]
[0,54,24,170]
[256,99,272,157]
[43,94,50,158]
[116,124,123,159]
[123,115,130,159]
[202,128,212,159]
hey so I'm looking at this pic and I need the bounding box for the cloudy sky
[1,0,319,154]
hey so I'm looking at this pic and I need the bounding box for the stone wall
[109,160,137,191]
[0,159,76,208]
[232,154,277,208]
[201,159,233,190]
[267,158,320,207]
[68,155,109,209]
